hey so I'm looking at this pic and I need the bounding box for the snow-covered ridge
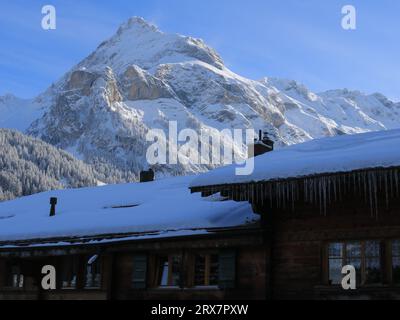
[0,94,44,132]
[191,128,400,188]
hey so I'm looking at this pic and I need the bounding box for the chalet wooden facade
[191,167,400,300]
[0,227,266,300]
[0,175,264,300]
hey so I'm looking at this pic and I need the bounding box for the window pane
[393,257,400,283]
[61,257,78,288]
[364,241,381,284]
[194,254,206,286]
[329,258,343,285]
[12,274,23,288]
[328,243,343,285]
[346,243,361,259]
[157,255,181,287]
[393,240,400,257]
[365,257,381,284]
[159,257,169,286]
[329,243,343,258]
[345,243,361,285]
[365,241,380,257]
[85,257,101,288]
[8,265,24,288]
[170,256,181,287]
[85,266,93,287]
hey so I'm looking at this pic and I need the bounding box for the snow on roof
[0,176,257,247]
[191,129,400,188]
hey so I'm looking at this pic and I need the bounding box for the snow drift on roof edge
[190,129,400,188]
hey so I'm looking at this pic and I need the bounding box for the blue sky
[0,0,399,100]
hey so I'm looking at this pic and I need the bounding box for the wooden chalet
[0,129,399,300]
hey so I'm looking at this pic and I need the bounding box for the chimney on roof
[262,131,274,150]
[248,130,274,158]
[49,197,58,217]
[140,168,155,183]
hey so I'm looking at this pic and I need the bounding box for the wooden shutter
[218,250,236,289]
[132,254,148,289]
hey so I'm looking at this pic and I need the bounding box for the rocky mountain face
[2,17,400,180]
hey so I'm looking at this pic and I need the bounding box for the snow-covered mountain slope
[0,94,43,131]
[264,78,400,137]
[1,17,399,179]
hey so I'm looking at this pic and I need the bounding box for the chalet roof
[190,129,400,189]
[0,176,258,248]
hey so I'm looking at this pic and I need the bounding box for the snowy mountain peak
[116,16,160,35]
[263,77,319,102]
[77,17,224,74]
[1,17,399,185]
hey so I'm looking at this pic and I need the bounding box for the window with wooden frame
[328,241,382,286]
[194,253,219,287]
[60,256,78,289]
[157,255,182,288]
[192,250,236,289]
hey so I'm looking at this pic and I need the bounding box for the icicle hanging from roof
[193,167,400,216]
